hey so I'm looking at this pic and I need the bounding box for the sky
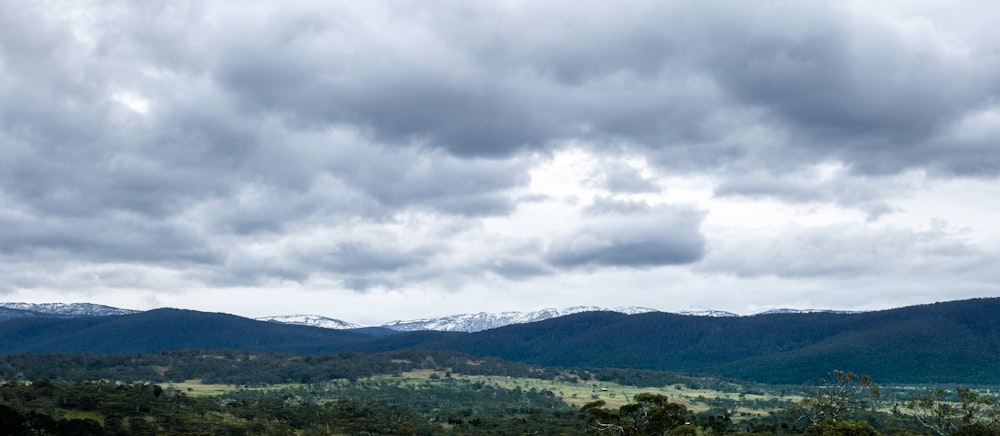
[2,1,999,325]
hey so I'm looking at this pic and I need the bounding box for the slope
[0,299,997,385]
[407,298,1000,384]
[0,308,375,354]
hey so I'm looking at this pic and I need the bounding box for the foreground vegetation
[1,351,998,435]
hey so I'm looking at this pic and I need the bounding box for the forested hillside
[1,299,997,384]
[436,298,1000,384]
[1,351,998,435]
[0,308,373,353]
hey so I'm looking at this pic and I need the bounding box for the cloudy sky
[2,1,999,325]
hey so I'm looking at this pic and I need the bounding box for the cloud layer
[2,1,998,319]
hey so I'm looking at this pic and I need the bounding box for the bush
[805,418,880,436]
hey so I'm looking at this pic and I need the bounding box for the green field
[161,368,800,420]
[2,351,993,435]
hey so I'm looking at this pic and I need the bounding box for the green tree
[908,387,1000,436]
[0,405,29,436]
[580,393,689,435]
[799,370,880,424]
[804,418,880,436]
[952,422,1000,436]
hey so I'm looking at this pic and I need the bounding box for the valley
[0,349,994,435]
[1,298,999,434]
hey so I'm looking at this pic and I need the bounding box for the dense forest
[1,351,998,435]
[0,350,740,389]
[3,299,999,385]
[2,299,999,434]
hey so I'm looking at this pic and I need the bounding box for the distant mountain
[0,307,42,322]
[0,302,137,317]
[256,314,364,330]
[253,306,660,332]
[755,308,861,316]
[378,306,660,332]
[0,302,852,332]
[2,299,999,384]
[424,298,1000,384]
[0,308,375,354]
[262,307,857,332]
[676,310,739,317]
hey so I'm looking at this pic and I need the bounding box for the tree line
[2,350,1000,435]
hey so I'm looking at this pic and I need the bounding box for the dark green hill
[0,308,373,353]
[432,298,1000,384]
[0,307,51,321]
[1,298,998,384]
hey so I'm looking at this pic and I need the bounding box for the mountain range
[1,302,665,332]
[1,302,856,333]
[0,302,138,321]
[1,298,998,385]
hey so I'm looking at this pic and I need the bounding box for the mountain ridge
[256,314,364,330]
[1,298,997,384]
[378,306,660,332]
[0,302,138,317]
[0,302,863,332]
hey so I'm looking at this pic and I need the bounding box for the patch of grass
[165,379,306,397]
[61,409,104,425]
[166,379,240,397]
[163,371,803,420]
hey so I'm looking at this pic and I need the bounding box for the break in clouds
[1,1,999,316]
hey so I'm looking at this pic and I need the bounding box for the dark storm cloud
[546,207,705,268]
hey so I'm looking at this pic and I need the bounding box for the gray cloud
[584,197,654,215]
[10,1,998,182]
[2,1,1000,315]
[319,241,429,275]
[546,207,705,268]
[701,221,980,279]
[589,162,660,193]
[713,166,915,219]
[487,257,553,280]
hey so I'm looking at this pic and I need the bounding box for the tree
[951,422,1000,436]
[804,418,880,436]
[580,400,625,434]
[908,387,1000,436]
[579,393,689,435]
[799,370,880,425]
[0,405,28,436]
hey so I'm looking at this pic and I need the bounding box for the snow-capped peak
[0,302,137,317]
[256,314,364,330]
[380,306,661,332]
[675,310,740,317]
[755,308,861,316]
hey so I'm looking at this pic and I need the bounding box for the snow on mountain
[676,310,740,317]
[5,302,864,333]
[256,314,364,330]
[381,306,661,332]
[0,302,137,317]
[755,308,861,315]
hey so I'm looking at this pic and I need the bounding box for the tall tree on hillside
[798,370,881,424]
[579,393,690,435]
[908,387,1000,436]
